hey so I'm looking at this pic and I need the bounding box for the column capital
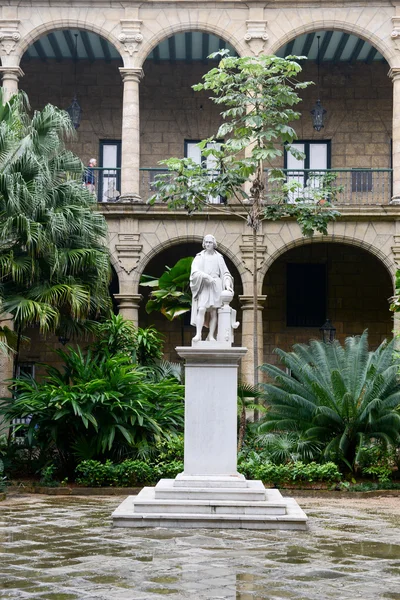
[0,65,24,80]
[388,67,400,81]
[239,295,267,311]
[114,293,142,309]
[119,67,143,84]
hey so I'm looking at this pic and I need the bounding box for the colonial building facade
[1,0,400,383]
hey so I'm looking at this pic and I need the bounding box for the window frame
[98,139,122,202]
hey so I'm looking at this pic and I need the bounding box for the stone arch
[261,235,396,291]
[15,20,124,64]
[269,21,394,67]
[134,234,246,291]
[137,23,247,69]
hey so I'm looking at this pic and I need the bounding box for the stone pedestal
[112,344,307,530]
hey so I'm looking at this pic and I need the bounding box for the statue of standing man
[190,234,234,342]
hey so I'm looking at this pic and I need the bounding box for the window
[285,141,331,202]
[13,363,35,442]
[98,140,121,202]
[185,140,224,204]
[286,263,326,327]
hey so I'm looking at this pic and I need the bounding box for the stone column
[119,67,142,202]
[390,68,400,203]
[114,293,142,326]
[239,295,267,382]
[1,66,24,101]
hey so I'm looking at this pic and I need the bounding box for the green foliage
[346,481,400,492]
[238,457,341,485]
[92,314,137,358]
[40,464,59,487]
[75,459,155,487]
[0,90,111,338]
[251,432,324,464]
[75,457,184,487]
[149,52,339,238]
[258,332,400,469]
[362,464,392,484]
[141,257,193,321]
[134,326,163,365]
[0,346,184,473]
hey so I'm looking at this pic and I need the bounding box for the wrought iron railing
[83,167,121,203]
[265,169,393,206]
[93,167,393,206]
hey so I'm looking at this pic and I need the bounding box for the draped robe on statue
[190,250,233,328]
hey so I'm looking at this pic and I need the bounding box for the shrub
[259,332,400,470]
[75,459,156,487]
[239,460,342,486]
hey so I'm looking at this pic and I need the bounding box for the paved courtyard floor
[0,493,399,599]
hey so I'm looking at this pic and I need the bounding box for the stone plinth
[112,345,308,530]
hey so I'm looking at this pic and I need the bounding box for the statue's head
[202,234,217,250]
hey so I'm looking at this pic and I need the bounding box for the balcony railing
[265,169,393,206]
[84,167,121,203]
[92,167,393,206]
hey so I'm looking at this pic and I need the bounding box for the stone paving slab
[0,494,399,599]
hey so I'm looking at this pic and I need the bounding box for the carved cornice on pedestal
[118,20,143,57]
[240,234,267,273]
[244,20,268,56]
[115,233,143,275]
[0,20,20,56]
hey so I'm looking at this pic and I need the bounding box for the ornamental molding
[391,234,400,266]
[244,20,268,56]
[118,19,143,56]
[0,20,21,56]
[115,233,143,275]
[240,233,267,273]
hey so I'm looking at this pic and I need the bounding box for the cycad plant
[259,332,400,469]
[0,90,111,358]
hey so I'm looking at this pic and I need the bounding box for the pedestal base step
[112,479,308,531]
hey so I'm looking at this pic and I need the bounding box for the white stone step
[112,503,307,531]
[133,498,287,515]
[154,478,268,502]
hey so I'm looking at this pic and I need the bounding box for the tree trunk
[252,226,259,421]
[237,403,247,452]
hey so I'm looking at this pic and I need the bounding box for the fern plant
[259,332,400,469]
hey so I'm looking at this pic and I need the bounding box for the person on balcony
[83,158,97,193]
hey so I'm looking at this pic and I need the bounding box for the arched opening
[273,30,392,206]
[139,30,237,201]
[139,241,243,361]
[262,242,393,366]
[20,29,123,202]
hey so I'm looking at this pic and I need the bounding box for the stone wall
[262,242,393,366]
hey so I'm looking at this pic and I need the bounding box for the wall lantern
[66,33,82,129]
[310,35,327,132]
[319,318,336,343]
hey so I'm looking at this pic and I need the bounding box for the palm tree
[0,90,111,361]
[258,332,400,469]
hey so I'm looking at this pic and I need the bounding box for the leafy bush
[259,332,400,469]
[155,460,184,479]
[0,348,184,475]
[75,459,157,487]
[238,459,342,486]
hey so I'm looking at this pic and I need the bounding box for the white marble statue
[190,234,234,342]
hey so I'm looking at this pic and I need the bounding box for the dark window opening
[286,263,326,327]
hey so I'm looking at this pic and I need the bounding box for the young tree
[0,91,111,366]
[150,52,340,390]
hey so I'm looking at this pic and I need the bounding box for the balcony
[92,167,393,207]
